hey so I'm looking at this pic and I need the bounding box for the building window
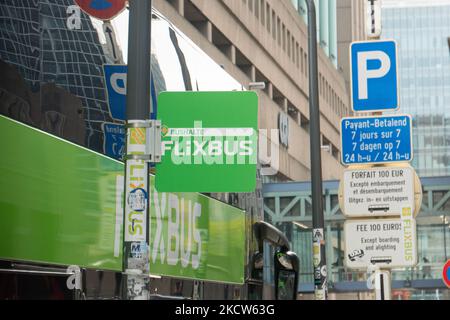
[292,36,295,63]
[300,47,304,73]
[287,30,291,57]
[272,10,276,40]
[260,0,265,25]
[277,17,281,46]
[304,52,308,77]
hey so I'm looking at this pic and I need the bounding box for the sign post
[341,16,419,299]
[122,0,153,300]
[305,0,328,300]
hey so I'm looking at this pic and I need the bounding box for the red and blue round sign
[443,260,450,288]
[75,0,127,21]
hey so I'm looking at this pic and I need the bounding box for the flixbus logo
[161,121,257,165]
[151,189,202,269]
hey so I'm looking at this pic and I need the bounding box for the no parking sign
[75,0,126,21]
[443,260,450,288]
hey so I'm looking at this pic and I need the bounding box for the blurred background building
[383,0,450,177]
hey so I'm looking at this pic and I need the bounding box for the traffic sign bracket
[124,120,162,163]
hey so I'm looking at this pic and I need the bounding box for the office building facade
[383,0,450,177]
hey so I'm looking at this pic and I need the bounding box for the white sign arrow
[103,21,122,63]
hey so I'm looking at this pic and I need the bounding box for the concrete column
[227,44,236,65]
[314,0,320,38]
[249,65,256,82]
[172,0,184,16]
[205,21,213,43]
[319,0,329,57]
[283,98,288,113]
[266,82,273,99]
[328,0,337,68]
[196,20,213,43]
[298,0,307,23]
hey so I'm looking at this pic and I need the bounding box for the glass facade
[382,3,450,177]
[0,0,242,161]
[290,0,338,67]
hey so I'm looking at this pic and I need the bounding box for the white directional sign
[344,215,417,269]
[341,166,415,217]
[103,21,122,63]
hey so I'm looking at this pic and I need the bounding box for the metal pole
[122,0,152,300]
[305,0,328,300]
[369,0,376,35]
[444,215,448,260]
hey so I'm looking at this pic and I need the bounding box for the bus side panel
[0,115,123,271]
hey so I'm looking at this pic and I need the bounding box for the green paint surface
[148,176,245,283]
[0,115,245,283]
[156,91,258,192]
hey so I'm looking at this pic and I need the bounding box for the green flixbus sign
[0,115,245,284]
[156,91,258,193]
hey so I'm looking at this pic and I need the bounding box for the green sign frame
[156,91,258,193]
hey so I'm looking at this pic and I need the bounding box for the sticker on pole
[75,0,126,21]
[340,166,415,217]
[443,260,450,288]
[344,216,417,269]
[156,91,258,193]
[341,114,413,165]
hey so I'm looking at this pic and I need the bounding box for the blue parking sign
[104,64,127,120]
[350,40,399,112]
[103,64,158,121]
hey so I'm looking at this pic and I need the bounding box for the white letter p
[357,51,391,100]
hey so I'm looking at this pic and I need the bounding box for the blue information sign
[104,64,127,121]
[350,40,399,112]
[103,64,158,121]
[341,115,412,165]
[102,122,125,160]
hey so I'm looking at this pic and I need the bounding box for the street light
[304,0,328,300]
[249,82,266,90]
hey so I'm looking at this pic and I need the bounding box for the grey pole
[122,0,152,300]
[127,0,151,120]
[305,0,328,300]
